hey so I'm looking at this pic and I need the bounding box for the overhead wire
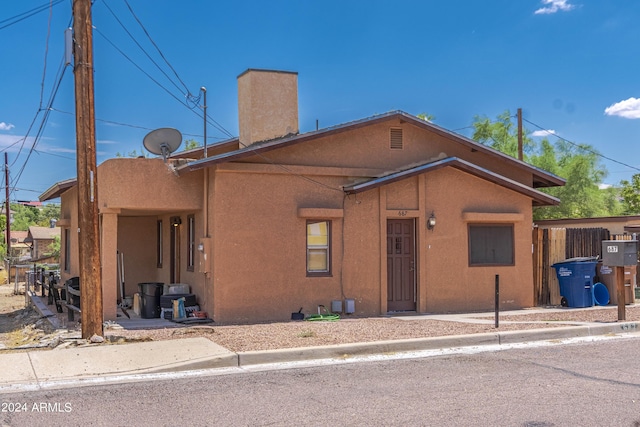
[122,0,191,97]
[94,0,234,139]
[7,1,343,196]
[522,117,640,173]
[7,0,59,166]
[39,0,55,110]
[93,27,233,139]
[0,0,64,31]
[10,58,69,198]
[99,0,188,97]
[49,108,223,142]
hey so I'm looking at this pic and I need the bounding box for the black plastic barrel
[138,282,164,318]
[64,277,80,307]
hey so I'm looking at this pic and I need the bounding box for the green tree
[184,139,201,150]
[531,140,609,219]
[472,110,535,158]
[115,147,147,158]
[619,174,640,214]
[48,235,61,258]
[417,113,435,123]
[38,203,60,227]
[470,111,611,220]
[10,204,39,231]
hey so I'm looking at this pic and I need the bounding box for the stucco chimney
[238,69,299,146]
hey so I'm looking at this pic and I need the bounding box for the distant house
[24,226,60,260]
[8,230,30,260]
[40,69,565,323]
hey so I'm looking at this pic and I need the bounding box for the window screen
[469,224,514,266]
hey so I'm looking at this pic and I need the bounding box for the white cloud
[0,122,15,131]
[604,97,640,119]
[48,147,76,154]
[531,129,556,137]
[0,134,31,152]
[535,0,576,15]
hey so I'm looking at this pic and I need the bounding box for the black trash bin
[138,282,164,319]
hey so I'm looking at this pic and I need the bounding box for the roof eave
[39,178,77,202]
[343,157,560,207]
[179,111,565,189]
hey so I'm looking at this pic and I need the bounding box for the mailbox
[601,240,638,267]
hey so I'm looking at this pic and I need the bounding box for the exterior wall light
[427,212,436,230]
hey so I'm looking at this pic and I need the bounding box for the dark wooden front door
[387,219,416,311]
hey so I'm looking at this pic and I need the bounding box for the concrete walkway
[0,292,637,392]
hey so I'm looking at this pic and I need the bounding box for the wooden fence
[532,227,610,306]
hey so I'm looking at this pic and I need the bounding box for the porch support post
[101,211,119,321]
[378,187,387,314]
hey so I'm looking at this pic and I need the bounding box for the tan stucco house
[40,69,565,323]
[24,225,60,260]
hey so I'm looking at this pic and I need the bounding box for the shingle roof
[25,226,60,242]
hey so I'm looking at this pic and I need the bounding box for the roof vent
[390,128,403,150]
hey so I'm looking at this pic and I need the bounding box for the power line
[38,0,55,110]
[10,59,70,197]
[0,0,64,31]
[523,117,640,173]
[99,0,188,97]
[122,0,192,97]
[32,149,76,161]
[93,27,234,139]
[49,108,226,141]
[94,2,234,139]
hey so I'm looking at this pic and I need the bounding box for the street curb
[237,333,500,365]
[236,322,640,367]
[496,325,591,344]
[588,322,639,335]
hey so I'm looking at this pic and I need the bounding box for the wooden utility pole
[4,153,10,261]
[517,108,523,161]
[73,0,103,339]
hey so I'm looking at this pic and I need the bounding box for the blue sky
[1,0,640,202]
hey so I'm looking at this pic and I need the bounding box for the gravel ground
[103,305,640,352]
[2,283,639,352]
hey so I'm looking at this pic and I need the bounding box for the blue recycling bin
[552,258,597,308]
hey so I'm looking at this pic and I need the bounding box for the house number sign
[606,245,619,253]
[398,210,407,216]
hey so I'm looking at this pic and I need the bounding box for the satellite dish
[143,128,182,162]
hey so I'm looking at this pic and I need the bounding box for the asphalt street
[1,335,639,426]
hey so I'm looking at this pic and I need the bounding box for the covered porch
[40,158,208,322]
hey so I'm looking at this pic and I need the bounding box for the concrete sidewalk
[0,337,237,390]
[1,319,638,392]
[0,292,636,392]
